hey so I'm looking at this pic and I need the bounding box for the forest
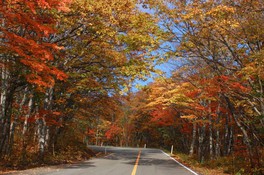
[0,0,263,174]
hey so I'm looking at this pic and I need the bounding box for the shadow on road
[63,161,96,169]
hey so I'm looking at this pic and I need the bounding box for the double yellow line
[131,150,141,175]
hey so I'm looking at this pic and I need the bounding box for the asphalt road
[7,146,199,175]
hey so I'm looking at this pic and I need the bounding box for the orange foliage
[150,106,176,126]
[0,0,69,87]
[105,125,122,140]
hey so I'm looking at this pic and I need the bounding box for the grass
[170,152,231,175]
[0,141,95,173]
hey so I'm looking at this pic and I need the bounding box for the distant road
[6,146,199,175]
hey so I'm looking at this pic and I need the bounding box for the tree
[0,0,165,164]
[139,0,263,172]
[0,0,69,159]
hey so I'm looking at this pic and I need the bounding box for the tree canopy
[0,0,263,174]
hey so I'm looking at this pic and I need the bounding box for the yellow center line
[131,150,141,175]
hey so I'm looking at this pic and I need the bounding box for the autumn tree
[0,0,70,160]
[0,0,165,166]
[133,0,264,173]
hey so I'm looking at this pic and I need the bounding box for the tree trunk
[8,87,28,155]
[215,103,221,158]
[0,65,15,158]
[215,120,221,158]
[38,87,54,162]
[234,114,254,167]
[0,65,8,157]
[21,93,33,160]
[208,100,213,159]
[198,123,205,163]
[38,117,46,162]
[227,125,233,155]
[224,114,232,155]
[224,95,254,167]
[189,122,196,156]
[22,94,33,135]
[215,127,220,157]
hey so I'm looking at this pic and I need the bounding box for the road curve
[6,146,199,175]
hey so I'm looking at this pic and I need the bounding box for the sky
[132,2,179,91]
[132,61,176,92]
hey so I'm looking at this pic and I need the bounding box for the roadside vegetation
[172,152,241,175]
